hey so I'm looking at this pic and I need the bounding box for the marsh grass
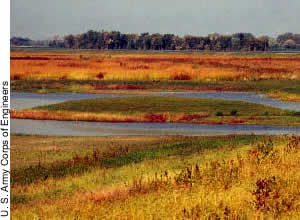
[104,136,300,218]
[11,96,300,126]
[33,96,287,115]
[10,50,300,102]
[11,78,300,102]
[11,135,300,219]
[10,51,300,82]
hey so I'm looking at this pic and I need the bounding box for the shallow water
[11,92,300,136]
[11,92,138,110]
[11,92,300,111]
[11,119,300,136]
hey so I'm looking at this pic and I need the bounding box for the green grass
[11,135,175,169]
[34,96,290,116]
[11,135,261,185]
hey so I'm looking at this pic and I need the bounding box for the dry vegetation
[10,50,300,102]
[11,135,300,219]
[11,109,300,126]
[11,51,300,81]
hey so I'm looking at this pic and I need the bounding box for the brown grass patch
[171,73,192,81]
[178,114,208,122]
[11,56,50,60]
[226,119,246,124]
[94,84,145,90]
[57,63,88,68]
[83,188,130,204]
[144,114,168,122]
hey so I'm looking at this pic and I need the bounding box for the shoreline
[11,110,300,127]
[11,82,300,103]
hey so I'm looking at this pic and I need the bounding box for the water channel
[11,92,300,136]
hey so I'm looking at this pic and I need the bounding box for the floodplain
[10,49,300,219]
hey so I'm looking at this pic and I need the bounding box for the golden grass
[268,91,300,102]
[11,136,300,219]
[11,109,300,126]
[11,109,143,122]
[11,51,300,81]
[10,109,213,123]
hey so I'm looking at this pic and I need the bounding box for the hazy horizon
[11,0,300,40]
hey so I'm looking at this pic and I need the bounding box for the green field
[34,96,289,115]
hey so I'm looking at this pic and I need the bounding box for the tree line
[11,31,300,51]
[62,31,270,51]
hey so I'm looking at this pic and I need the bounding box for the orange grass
[11,109,300,126]
[268,91,300,102]
[10,52,300,81]
[11,109,211,123]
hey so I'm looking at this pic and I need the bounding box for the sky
[11,0,300,40]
